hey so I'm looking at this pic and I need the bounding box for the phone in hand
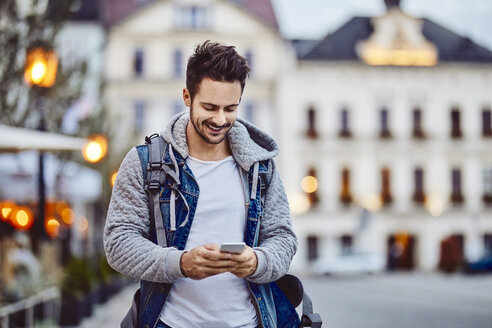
[219,242,246,254]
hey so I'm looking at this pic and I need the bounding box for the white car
[311,253,386,275]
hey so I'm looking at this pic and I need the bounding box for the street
[303,272,492,328]
[78,273,492,328]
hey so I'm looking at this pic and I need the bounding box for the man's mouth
[205,123,228,133]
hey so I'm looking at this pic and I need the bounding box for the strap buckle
[148,180,160,193]
[149,161,161,170]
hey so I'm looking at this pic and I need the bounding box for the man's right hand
[180,244,236,280]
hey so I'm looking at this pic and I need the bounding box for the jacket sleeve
[247,160,298,284]
[103,147,185,283]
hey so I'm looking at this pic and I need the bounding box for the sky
[271,0,492,51]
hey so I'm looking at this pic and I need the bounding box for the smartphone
[220,242,246,254]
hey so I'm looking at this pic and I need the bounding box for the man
[104,41,297,328]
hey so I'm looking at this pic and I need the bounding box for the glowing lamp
[61,208,75,225]
[24,46,58,88]
[110,170,118,187]
[45,217,60,238]
[301,176,318,194]
[83,135,108,163]
[1,200,17,222]
[11,207,34,230]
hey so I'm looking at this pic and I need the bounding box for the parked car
[463,255,492,274]
[311,253,386,275]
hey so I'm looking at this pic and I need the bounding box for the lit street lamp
[24,42,59,253]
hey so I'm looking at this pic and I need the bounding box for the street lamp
[82,135,108,163]
[24,42,59,253]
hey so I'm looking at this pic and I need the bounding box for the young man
[104,41,297,328]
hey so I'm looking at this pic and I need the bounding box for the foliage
[0,0,87,130]
[60,256,95,297]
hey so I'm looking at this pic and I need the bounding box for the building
[103,0,291,154]
[279,0,492,272]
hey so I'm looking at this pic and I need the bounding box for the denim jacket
[104,112,298,328]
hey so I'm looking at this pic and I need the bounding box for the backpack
[121,133,322,328]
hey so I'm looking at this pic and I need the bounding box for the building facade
[103,0,291,153]
[279,2,492,272]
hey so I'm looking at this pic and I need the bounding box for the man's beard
[190,106,233,145]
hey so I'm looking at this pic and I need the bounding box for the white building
[279,0,492,272]
[103,0,291,152]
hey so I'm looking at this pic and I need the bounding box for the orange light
[11,207,34,230]
[82,135,108,163]
[301,176,318,194]
[61,208,74,225]
[24,47,58,88]
[1,200,17,222]
[45,217,60,238]
[110,170,118,187]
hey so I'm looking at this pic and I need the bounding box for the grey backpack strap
[301,291,323,327]
[145,134,167,247]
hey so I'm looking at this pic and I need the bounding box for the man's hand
[180,244,235,280]
[228,246,258,278]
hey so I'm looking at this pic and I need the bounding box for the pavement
[76,272,492,328]
[78,283,138,328]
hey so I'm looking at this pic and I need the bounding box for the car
[463,255,492,274]
[311,253,386,275]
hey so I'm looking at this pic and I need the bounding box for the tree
[0,0,90,134]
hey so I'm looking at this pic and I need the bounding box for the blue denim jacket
[135,143,299,328]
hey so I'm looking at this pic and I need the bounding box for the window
[307,235,319,261]
[339,168,352,205]
[413,168,425,204]
[483,107,492,137]
[174,5,209,30]
[245,50,253,76]
[380,108,391,138]
[483,168,492,205]
[134,48,144,77]
[173,49,183,78]
[339,108,351,138]
[306,107,318,139]
[340,235,353,255]
[134,101,146,133]
[244,101,254,124]
[413,108,425,138]
[381,167,393,205]
[484,234,492,256]
[450,168,464,204]
[451,108,462,138]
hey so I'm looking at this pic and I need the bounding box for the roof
[70,0,101,21]
[100,0,278,28]
[232,0,278,29]
[297,16,492,64]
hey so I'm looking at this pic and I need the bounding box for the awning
[0,124,89,152]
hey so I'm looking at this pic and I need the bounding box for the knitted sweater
[103,112,297,284]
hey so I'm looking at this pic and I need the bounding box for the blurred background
[1,0,492,327]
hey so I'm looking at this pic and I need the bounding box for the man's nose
[214,110,226,126]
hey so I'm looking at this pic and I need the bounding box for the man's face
[184,77,242,145]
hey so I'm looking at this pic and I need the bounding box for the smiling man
[104,41,298,328]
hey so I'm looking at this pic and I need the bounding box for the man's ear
[183,88,191,107]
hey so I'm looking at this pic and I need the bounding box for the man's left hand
[227,246,258,278]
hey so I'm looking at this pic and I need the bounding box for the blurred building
[103,0,291,152]
[280,0,492,272]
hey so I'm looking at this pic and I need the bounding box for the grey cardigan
[103,112,297,284]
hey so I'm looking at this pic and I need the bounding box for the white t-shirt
[160,156,257,328]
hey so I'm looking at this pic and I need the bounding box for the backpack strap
[145,133,167,247]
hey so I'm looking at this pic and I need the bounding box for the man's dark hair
[186,40,250,101]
